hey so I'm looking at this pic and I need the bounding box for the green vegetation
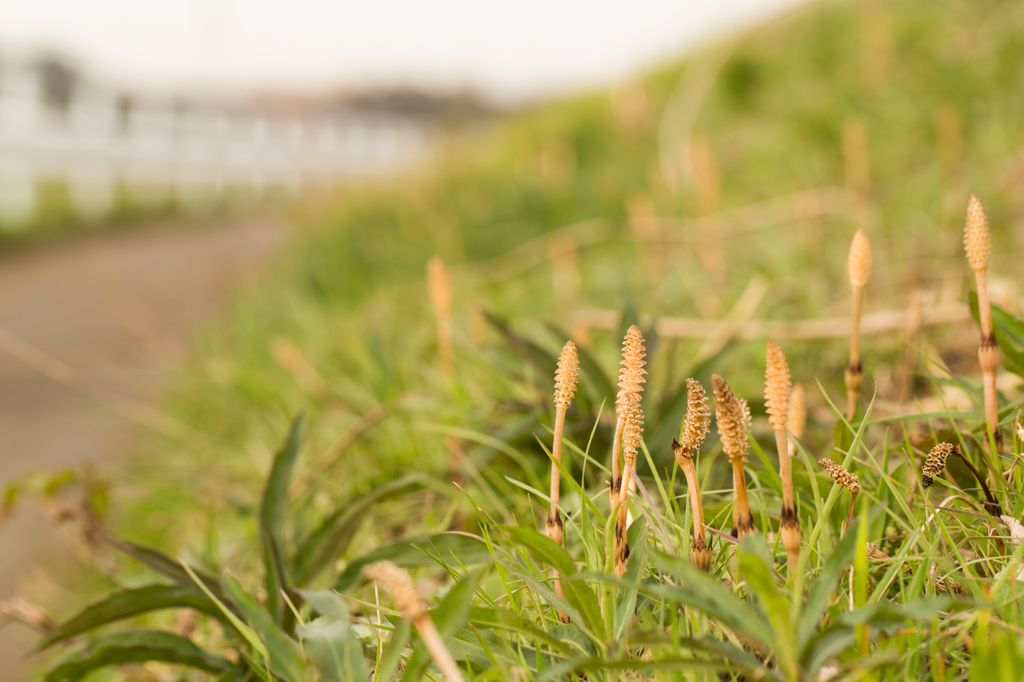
[21,0,1024,678]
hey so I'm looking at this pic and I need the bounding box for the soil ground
[0,216,286,676]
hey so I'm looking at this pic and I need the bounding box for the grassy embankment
[28,0,1024,678]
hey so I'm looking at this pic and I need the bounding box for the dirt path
[0,216,286,674]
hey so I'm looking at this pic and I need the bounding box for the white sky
[0,0,808,102]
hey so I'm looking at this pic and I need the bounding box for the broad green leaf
[614,516,647,639]
[334,532,489,593]
[647,550,775,650]
[34,584,228,653]
[181,561,268,664]
[111,539,227,603]
[260,413,304,620]
[376,617,412,682]
[498,526,605,640]
[296,589,349,620]
[469,607,571,654]
[43,629,235,682]
[738,536,796,676]
[549,624,597,657]
[798,517,859,655]
[447,627,537,669]
[400,566,483,682]
[222,571,307,681]
[293,474,425,585]
[297,616,369,681]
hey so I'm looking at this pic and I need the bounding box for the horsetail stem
[964,194,1003,460]
[712,374,755,539]
[767,341,800,569]
[846,229,871,421]
[674,378,712,570]
[363,561,466,682]
[614,326,646,578]
[549,340,579,621]
[427,256,454,376]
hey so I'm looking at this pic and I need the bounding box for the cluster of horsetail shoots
[712,374,755,539]
[846,229,871,421]
[521,193,1006,611]
[613,326,647,578]
[964,194,1002,459]
[549,341,579,619]
[818,458,860,535]
[673,379,712,570]
[363,561,466,682]
[766,342,801,569]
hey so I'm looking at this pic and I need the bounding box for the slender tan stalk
[673,379,712,570]
[964,195,1002,460]
[363,561,465,682]
[846,229,871,421]
[613,326,646,578]
[712,374,755,538]
[787,382,806,460]
[766,342,800,569]
[549,341,579,621]
[427,257,453,376]
[818,458,860,535]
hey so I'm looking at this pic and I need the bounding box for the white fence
[0,62,427,228]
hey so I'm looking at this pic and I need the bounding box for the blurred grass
[111,0,1024,572]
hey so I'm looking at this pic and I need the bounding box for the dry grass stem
[865,542,890,563]
[574,300,967,342]
[766,342,800,568]
[363,561,466,682]
[427,256,454,375]
[713,374,755,539]
[846,229,871,420]
[614,326,646,578]
[964,194,1002,458]
[548,340,579,620]
[929,563,969,598]
[674,378,712,570]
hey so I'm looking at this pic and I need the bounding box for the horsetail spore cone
[548,340,579,620]
[614,326,646,578]
[922,443,955,488]
[610,326,647,509]
[846,229,871,420]
[766,342,801,568]
[819,457,859,534]
[674,379,712,570]
[363,561,466,682]
[713,374,755,539]
[819,458,860,495]
[964,195,1002,457]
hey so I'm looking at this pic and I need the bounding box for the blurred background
[2,0,1023,678]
